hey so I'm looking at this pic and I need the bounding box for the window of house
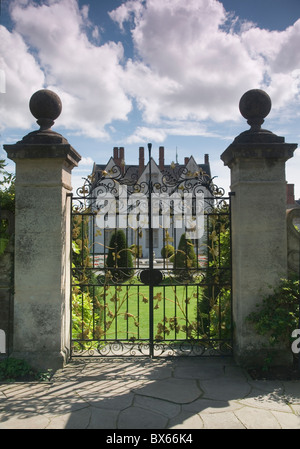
[145,229,159,248]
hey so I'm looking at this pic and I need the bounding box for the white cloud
[1,0,131,137]
[0,69,6,93]
[0,25,45,130]
[112,0,300,125]
[108,0,143,31]
[78,156,94,167]
[112,0,264,123]
[125,120,221,144]
[1,0,300,144]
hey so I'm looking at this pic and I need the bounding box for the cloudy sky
[1,0,300,197]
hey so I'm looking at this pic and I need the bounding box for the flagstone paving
[0,357,300,429]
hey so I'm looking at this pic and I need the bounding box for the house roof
[92,155,211,183]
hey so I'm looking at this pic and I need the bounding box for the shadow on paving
[0,357,300,429]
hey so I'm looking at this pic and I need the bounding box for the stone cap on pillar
[4,89,81,169]
[221,89,297,166]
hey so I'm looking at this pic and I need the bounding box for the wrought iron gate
[70,144,232,357]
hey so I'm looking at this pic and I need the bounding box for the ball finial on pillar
[29,89,62,131]
[239,89,271,132]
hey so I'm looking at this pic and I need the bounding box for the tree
[0,159,15,215]
[106,230,134,282]
[173,233,197,280]
[0,159,15,252]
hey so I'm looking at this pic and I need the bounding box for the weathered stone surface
[133,377,202,403]
[134,394,181,418]
[200,411,245,429]
[1,358,300,429]
[118,406,168,429]
[220,90,297,367]
[169,412,204,429]
[4,90,81,371]
[234,407,281,429]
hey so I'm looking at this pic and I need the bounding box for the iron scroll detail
[71,144,232,358]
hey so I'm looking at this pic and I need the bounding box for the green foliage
[72,213,91,280]
[196,206,232,342]
[161,244,174,258]
[130,243,142,258]
[0,159,15,243]
[0,159,15,214]
[0,357,53,382]
[0,358,32,381]
[247,276,299,349]
[71,211,104,346]
[106,230,134,282]
[72,284,99,341]
[173,233,196,280]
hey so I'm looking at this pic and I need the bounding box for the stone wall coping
[221,142,297,166]
[4,143,81,169]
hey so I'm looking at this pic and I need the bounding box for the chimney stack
[159,146,164,171]
[119,147,125,173]
[184,157,189,165]
[204,154,209,165]
[287,184,295,206]
[113,147,125,173]
[139,146,145,176]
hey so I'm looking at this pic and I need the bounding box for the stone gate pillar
[4,90,81,371]
[221,89,297,367]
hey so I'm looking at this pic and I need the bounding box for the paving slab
[234,407,282,429]
[118,405,168,429]
[132,377,202,403]
[0,357,300,429]
[199,411,245,429]
[169,411,204,429]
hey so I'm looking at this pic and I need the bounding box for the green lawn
[72,278,205,343]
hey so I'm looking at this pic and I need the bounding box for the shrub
[246,276,299,355]
[161,244,174,258]
[0,357,52,381]
[173,233,197,280]
[106,230,134,282]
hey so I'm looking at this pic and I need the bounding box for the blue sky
[1,0,300,197]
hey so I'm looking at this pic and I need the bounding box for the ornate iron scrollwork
[71,143,232,358]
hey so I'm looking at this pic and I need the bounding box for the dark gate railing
[70,144,232,357]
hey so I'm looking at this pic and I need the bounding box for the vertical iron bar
[126,284,129,339]
[229,193,234,352]
[69,193,73,358]
[148,143,154,357]
[92,211,95,268]
[115,285,117,341]
[137,285,140,340]
[81,214,84,268]
[298,235,300,371]
[92,212,95,342]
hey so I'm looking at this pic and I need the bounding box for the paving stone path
[0,357,299,429]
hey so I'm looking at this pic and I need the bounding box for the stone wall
[0,210,14,355]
